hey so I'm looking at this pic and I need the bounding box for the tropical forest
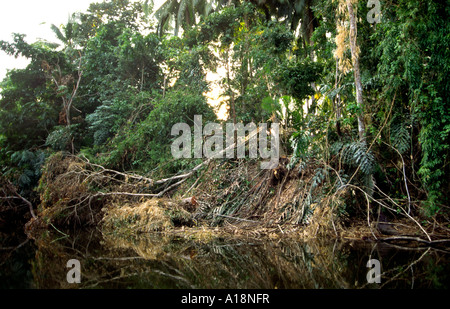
[1,0,450,290]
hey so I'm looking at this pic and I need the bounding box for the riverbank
[17,152,449,250]
[3,148,450,289]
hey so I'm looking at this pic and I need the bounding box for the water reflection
[1,228,449,289]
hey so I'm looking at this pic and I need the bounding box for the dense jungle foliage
[0,0,449,231]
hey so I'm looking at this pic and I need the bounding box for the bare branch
[0,179,36,219]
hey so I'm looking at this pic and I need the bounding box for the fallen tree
[32,152,202,227]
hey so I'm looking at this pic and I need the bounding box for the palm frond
[154,0,176,19]
[341,141,376,175]
[177,0,188,27]
[390,116,410,154]
[51,24,67,43]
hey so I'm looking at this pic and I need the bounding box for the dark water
[1,227,450,289]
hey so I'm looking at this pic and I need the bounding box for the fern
[341,142,376,175]
[390,119,410,154]
[9,150,47,194]
[330,141,345,156]
[299,193,315,225]
[46,125,78,151]
[311,167,327,189]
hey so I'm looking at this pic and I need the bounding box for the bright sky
[0,0,228,118]
[0,0,93,80]
[0,0,167,81]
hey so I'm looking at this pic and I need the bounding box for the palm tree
[250,0,318,48]
[345,0,365,142]
[154,0,215,37]
[50,15,82,59]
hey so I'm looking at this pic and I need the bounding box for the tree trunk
[140,62,145,92]
[335,58,342,138]
[346,0,366,142]
[226,49,237,124]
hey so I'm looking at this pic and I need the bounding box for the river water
[1,228,449,289]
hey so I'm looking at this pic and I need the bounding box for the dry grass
[36,153,92,226]
[102,200,173,234]
[101,198,195,236]
[181,158,350,240]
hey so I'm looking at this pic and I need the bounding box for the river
[1,227,449,289]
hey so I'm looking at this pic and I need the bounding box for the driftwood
[378,236,450,246]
